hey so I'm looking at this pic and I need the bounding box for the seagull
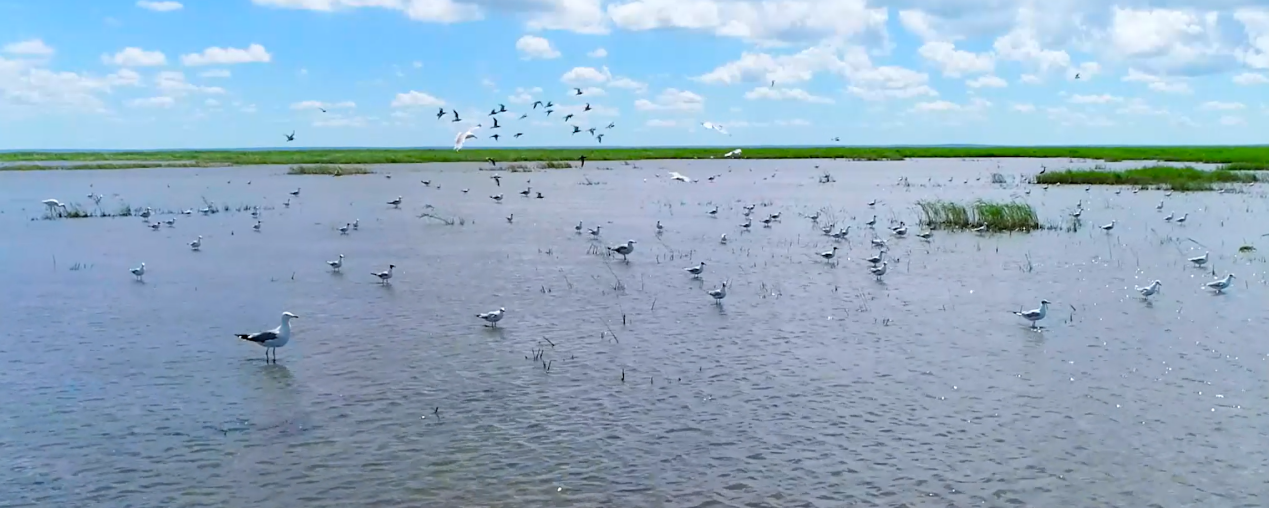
[584,103,592,112]
[373,264,395,284]
[338,223,350,235]
[514,133,523,138]
[452,110,461,122]
[1156,200,1164,211]
[436,107,446,119]
[740,218,752,229]
[1175,213,1188,223]
[608,240,637,261]
[1164,212,1174,221]
[564,114,574,122]
[818,246,839,263]
[865,215,877,227]
[252,220,262,232]
[606,122,615,129]
[867,199,877,207]
[578,155,587,167]
[869,238,887,248]
[864,251,884,264]
[972,224,988,233]
[477,307,507,327]
[491,117,500,129]
[140,207,152,219]
[708,206,719,216]
[670,171,692,182]
[1100,220,1116,232]
[655,220,664,232]
[700,121,730,136]
[130,262,146,281]
[574,221,583,233]
[596,134,604,143]
[588,226,602,237]
[290,188,301,196]
[352,219,359,230]
[506,213,514,223]
[321,255,344,273]
[1188,251,1210,266]
[685,262,706,277]
[571,125,581,135]
[892,223,908,236]
[1071,208,1083,219]
[1136,280,1161,299]
[388,196,403,208]
[491,174,502,186]
[1204,274,1235,293]
[707,281,728,304]
[454,125,480,151]
[869,261,888,280]
[1014,299,1050,329]
[574,87,583,95]
[761,216,774,227]
[490,194,503,202]
[285,131,295,142]
[916,230,933,240]
[148,222,161,231]
[235,312,298,363]
[188,236,202,251]
[720,233,728,244]
[283,199,291,208]
[532,101,543,109]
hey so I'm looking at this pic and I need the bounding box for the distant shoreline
[2,146,1268,168]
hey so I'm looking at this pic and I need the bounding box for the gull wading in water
[819,246,839,263]
[1136,280,1162,299]
[1100,220,1116,232]
[476,307,506,327]
[1014,299,1050,329]
[1204,274,1235,293]
[707,281,728,305]
[188,236,202,251]
[685,262,706,277]
[720,233,728,244]
[869,261,888,280]
[327,254,344,272]
[236,311,299,363]
[373,264,395,284]
[608,240,636,261]
[130,262,146,281]
[1189,252,1209,267]
[388,196,403,208]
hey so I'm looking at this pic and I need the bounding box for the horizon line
[4,143,1268,152]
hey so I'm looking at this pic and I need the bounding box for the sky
[1,0,1268,150]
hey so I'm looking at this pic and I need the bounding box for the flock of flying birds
[448,88,616,149]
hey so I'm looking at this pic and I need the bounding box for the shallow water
[2,158,1268,507]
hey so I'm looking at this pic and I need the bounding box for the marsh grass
[537,161,573,169]
[2,162,219,171]
[1035,165,1257,191]
[7,146,1269,165]
[917,200,1040,232]
[1219,162,1269,171]
[287,164,373,176]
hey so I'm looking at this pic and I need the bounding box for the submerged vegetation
[916,200,1040,232]
[1,161,220,171]
[286,164,373,176]
[4,146,1269,166]
[1035,165,1257,191]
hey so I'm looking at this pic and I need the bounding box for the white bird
[708,206,718,216]
[769,212,781,220]
[1188,251,1209,267]
[1013,299,1050,329]
[252,220,262,231]
[870,238,887,248]
[290,188,301,196]
[1136,280,1162,299]
[864,251,885,264]
[504,213,513,224]
[188,236,202,251]
[972,224,988,233]
[574,221,583,233]
[685,262,706,277]
[491,194,503,202]
[327,254,344,271]
[139,207,152,219]
[130,262,146,281]
[707,281,728,304]
[338,223,350,235]
[869,261,888,280]
[589,226,602,236]
[669,171,692,182]
[373,264,395,284]
[867,199,877,207]
[1156,200,1164,210]
[656,220,664,232]
[831,227,851,239]
[608,240,637,261]
[720,233,728,244]
[892,223,908,236]
[148,222,161,230]
[1100,220,1115,231]
[819,246,839,262]
[1071,208,1083,219]
[700,121,730,136]
[1175,213,1188,223]
[235,311,298,363]
[283,199,291,208]
[916,230,933,240]
[1204,274,1235,293]
[477,307,506,327]
[41,199,66,215]
[761,216,774,227]
[723,148,742,158]
[865,215,877,227]
[740,218,752,229]
[352,219,359,230]
[388,196,403,208]
[181,209,193,215]
[808,212,821,222]
[454,125,481,151]
[1164,212,1174,221]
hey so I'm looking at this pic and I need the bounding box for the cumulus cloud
[1068,93,1123,104]
[1122,68,1192,94]
[1233,72,1269,85]
[1012,103,1036,113]
[634,88,704,112]
[3,39,54,56]
[917,41,993,77]
[1200,101,1246,111]
[137,1,183,11]
[607,0,887,45]
[560,65,647,93]
[250,0,604,33]
[910,97,991,114]
[102,47,167,67]
[743,86,834,104]
[128,96,176,108]
[646,119,677,127]
[588,47,608,58]
[516,35,560,59]
[291,100,356,110]
[199,69,231,78]
[155,71,225,96]
[508,86,543,104]
[180,44,271,66]
[966,75,1007,88]
[391,90,445,107]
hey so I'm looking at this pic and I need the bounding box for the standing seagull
[1204,274,1236,293]
[818,246,839,263]
[373,264,395,284]
[869,261,888,280]
[188,236,202,251]
[1136,280,1161,299]
[684,262,706,277]
[1100,220,1116,232]
[477,307,506,328]
[328,254,344,272]
[1013,299,1050,329]
[130,262,146,281]
[235,312,299,364]
[608,240,636,261]
[1188,251,1209,267]
[707,281,728,305]
[388,196,403,208]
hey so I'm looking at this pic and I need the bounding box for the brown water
[2,158,1267,507]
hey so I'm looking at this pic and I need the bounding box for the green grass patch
[1219,162,1269,171]
[1035,165,1256,191]
[917,200,1040,232]
[2,146,1269,165]
[1,161,219,171]
[286,164,373,176]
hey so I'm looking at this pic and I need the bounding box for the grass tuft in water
[536,161,573,169]
[287,164,373,176]
[917,200,1040,232]
[1239,245,1257,253]
[1035,165,1257,191]
[1220,162,1269,171]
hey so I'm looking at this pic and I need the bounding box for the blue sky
[1,0,1268,149]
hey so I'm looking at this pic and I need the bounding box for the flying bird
[587,127,596,135]
[584,103,592,111]
[606,122,615,129]
[578,155,587,167]
[319,107,327,113]
[514,132,523,138]
[700,122,729,136]
[491,117,500,129]
[491,133,501,141]
[564,113,574,122]
[574,87,583,95]
[533,100,543,109]
[545,109,554,117]
[545,101,554,107]
[454,125,480,151]
[572,125,581,134]
[452,110,461,122]
[436,107,446,119]
[284,131,295,142]
[597,134,604,143]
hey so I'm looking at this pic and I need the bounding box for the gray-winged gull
[236,311,299,363]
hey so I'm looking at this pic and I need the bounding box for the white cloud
[1235,9,1269,69]
[240,103,257,113]
[391,90,445,107]
[1116,98,1169,116]
[205,98,220,107]
[128,96,175,108]
[646,119,677,127]
[1018,74,1041,84]
[966,75,1006,88]
[137,1,183,11]
[606,0,887,45]
[1220,115,1246,126]
[314,114,368,128]
[774,119,810,127]
[516,35,561,60]
[1200,101,1246,111]
[589,47,608,58]
[846,65,937,101]
[1233,72,1269,85]
[1069,93,1123,104]
[1045,106,1115,127]
[250,0,604,33]
[743,86,833,103]
[917,41,993,77]
[199,69,231,78]
[898,9,941,42]
[0,60,139,113]
[180,44,271,66]
[154,71,225,96]
[561,66,609,85]
[608,76,648,93]
[291,100,355,110]
[412,60,422,68]
[1012,103,1035,113]
[102,47,167,67]
[634,88,703,112]
[3,39,55,56]
[1122,68,1192,94]
[508,86,543,104]
[694,44,934,102]
[1105,7,1230,75]
[911,97,990,114]
[993,27,1071,74]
